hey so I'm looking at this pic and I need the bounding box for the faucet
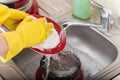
[61,8,112,33]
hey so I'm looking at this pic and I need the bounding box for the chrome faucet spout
[62,21,102,28]
[61,8,112,33]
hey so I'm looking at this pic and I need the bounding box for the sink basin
[13,25,118,80]
[65,25,118,80]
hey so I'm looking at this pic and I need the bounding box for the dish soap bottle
[72,0,90,19]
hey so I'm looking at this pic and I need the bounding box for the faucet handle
[101,8,113,32]
[102,8,113,23]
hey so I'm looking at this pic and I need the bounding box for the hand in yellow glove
[0,17,53,63]
[0,4,29,30]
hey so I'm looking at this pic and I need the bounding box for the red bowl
[31,14,66,55]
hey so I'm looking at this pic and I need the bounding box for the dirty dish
[31,14,66,55]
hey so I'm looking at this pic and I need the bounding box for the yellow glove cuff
[0,4,11,25]
[0,31,25,63]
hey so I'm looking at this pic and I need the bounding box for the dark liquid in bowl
[36,51,83,80]
[36,67,83,80]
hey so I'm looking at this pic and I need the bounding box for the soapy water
[42,55,51,80]
[52,67,78,77]
[75,49,103,80]
[64,44,104,80]
[24,43,104,80]
[41,54,69,80]
[39,29,67,80]
[41,43,104,80]
[37,40,104,80]
[23,30,103,80]
[39,51,81,80]
[36,67,83,80]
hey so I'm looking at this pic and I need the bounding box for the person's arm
[0,36,8,55]
[0,17,53,63]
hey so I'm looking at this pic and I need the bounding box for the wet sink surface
[13,25,118,80]
[12,0,118,79]
[65,25,118,79]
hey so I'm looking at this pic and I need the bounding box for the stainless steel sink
[65,25,118,80]
[13,25,118,80]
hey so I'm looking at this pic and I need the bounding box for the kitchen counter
[36,0,120,79]
[1,0,120,80]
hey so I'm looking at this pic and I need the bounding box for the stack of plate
[0,0,19,3]
[16,0,33,12]
[0,0,33,12]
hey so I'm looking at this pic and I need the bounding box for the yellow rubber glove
[0,4,10,25]
[0,4,29,30]
[0,17,53,63]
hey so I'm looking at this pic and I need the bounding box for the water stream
[41,29,67,80]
